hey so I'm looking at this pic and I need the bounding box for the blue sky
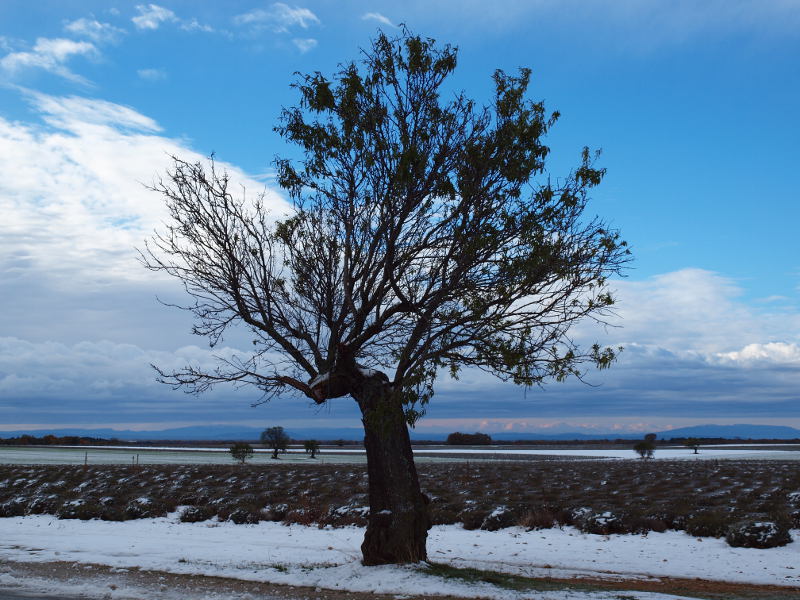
[1,1,799,436]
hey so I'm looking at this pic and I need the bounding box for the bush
[481,506,516,531]
[459,508,488,530]
[0,498,28,517]
[580,511,627,535]
[228,507,262,524]
[124,497,167,519]
[519,508,557,530]
[179,505,215,523]
[726,519,792,548]
[229,442,254,464]
[685,510,730,538]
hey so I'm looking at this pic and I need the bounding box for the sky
[1,0,799,437]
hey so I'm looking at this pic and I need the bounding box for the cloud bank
[1,91,798,432]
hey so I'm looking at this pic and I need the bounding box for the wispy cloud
[180,18,214,33]
[0,38,96,84]
[137,67,167,81]
[361,12,397,28]
[64,17,126,44]
[292,38,317,53]
[132,4,177,31]
[234,3,320,33]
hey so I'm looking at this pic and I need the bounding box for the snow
[1,515,797,599]
[309,371,330,387]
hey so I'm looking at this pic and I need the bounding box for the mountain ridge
[2,423,799,442]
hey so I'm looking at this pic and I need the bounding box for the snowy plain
[3,444,800,466]
[1,514,798,600]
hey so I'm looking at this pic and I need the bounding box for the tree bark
[352,376,431,565]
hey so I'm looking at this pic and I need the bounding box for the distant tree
[644,433,657,443]
[684,438,700,454]
[304,439,320,458]
[229,442,254,464]
[141,29,629,565]
[634,439,655,459]
[261,426,290,459]
[446,432,492,445]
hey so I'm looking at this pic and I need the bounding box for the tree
[261,426,290,459]
[229,442,254,464]
[684,438,700,454]
[446,432,492,445]
[304,439,320,458]
[634,439,655,459]
[141,29,629,565]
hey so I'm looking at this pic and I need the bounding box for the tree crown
[142,29,630,415]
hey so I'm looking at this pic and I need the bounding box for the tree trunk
[353,376,430,565]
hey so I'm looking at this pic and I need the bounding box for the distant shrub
[446,432,492,445]
[633,440,655,459]
[229,442,254,464]
[726,519,792,548]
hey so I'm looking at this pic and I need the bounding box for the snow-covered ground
[3,444,800,465]
[1,515,797,599]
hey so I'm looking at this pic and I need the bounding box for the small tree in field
[261,426,290,459]
[304,439,320,458]
[684,438,700,454]
[142,29,629,565]
[634,439,655,459]
[229,442,254,464]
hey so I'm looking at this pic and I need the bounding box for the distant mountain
[0,425,367,442]
[3,423,798,443]
[653,424,800,440]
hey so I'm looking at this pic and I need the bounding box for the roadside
[3,559,800,600]
[2,560,470,600]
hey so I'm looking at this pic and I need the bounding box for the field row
[2,459,799,548]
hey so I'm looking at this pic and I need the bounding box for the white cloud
[718,342,800,366]
[132,4,177,30]
[0,91,288,296]
[234,3,320,33]
[64,18,125,44]
[361,12,396,28]
[606,268,800,355]
[137,67,167,81]
[0,37,96,84]
[180,18,214,33]
[292,38,317,53]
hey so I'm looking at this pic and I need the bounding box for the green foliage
[229,442,254,464]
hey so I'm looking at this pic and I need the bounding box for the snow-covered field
[3,444,799,466]
[1,514,798,599]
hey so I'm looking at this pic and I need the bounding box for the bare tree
[303,439,320,458]
[261,426,290,459]
[141,29,629,565]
